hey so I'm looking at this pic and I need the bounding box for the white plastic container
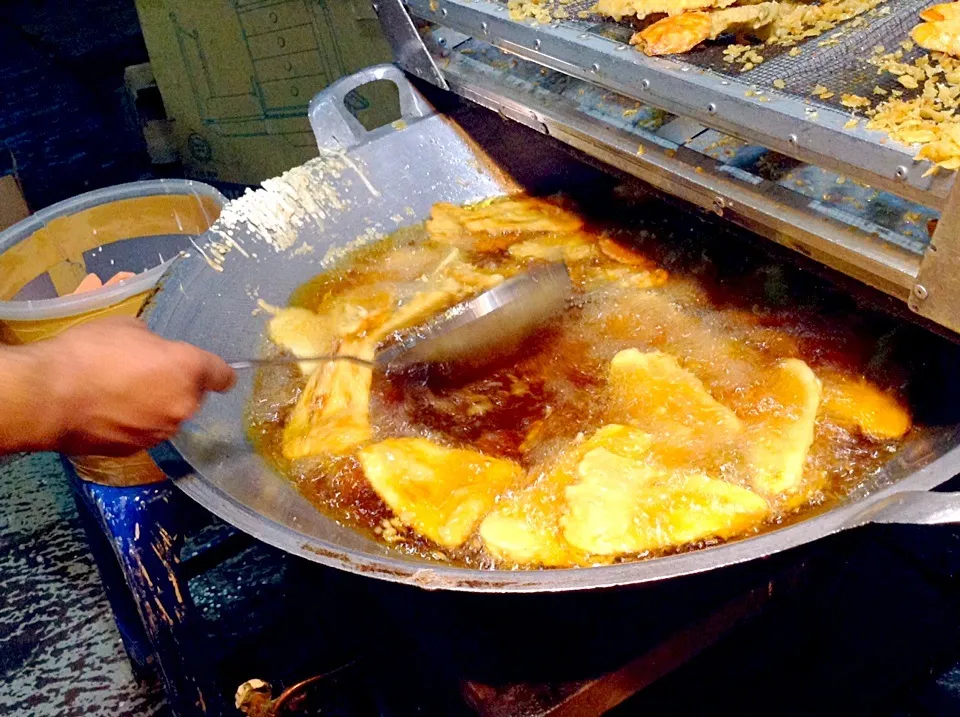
[0,179,225,344]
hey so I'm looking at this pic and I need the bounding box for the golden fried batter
[819,371,911,440]
[478,484,572,566]
[744,358,822,495]
[598,237,658,267]
[282,340,376,460]
[634,4,782,55]
[358,438,522,548]
[479,424,653,565]
[426,196,584,251]
[635,11,714,55]
[507,232,598,263]
[911,17,960,57]
[920,1,960,22]
[266,307,337,375]
[563,448,768,556]
[609,349,743,446]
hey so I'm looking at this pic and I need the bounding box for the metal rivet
[534,38,542,50]
[481,21,489,33]
[579,33,589,39]
[641,79,650,89]
[591,63,600,73]
[913,284,929,300]
[441,7,448,16]
[438,36,447,46]
[707,103,717,114]
[788,134,798,145]
[895,165,908,180]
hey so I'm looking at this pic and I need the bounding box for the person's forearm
[0,345,60,454]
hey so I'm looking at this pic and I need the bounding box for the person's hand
[27,317,235,456]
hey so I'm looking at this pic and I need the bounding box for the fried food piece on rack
[911,15,960,57]
[819,371,911,440]
[562,448,768,556]
[426,196,585,252]
[920,1,960,22]
[608,349,742,448]
[479,424,653,565]
[358,437,522,548]
[282,340,376,460]
[595,0,739,22]
[915,128,960,171]
[743,358,822,495]
[634,4,781,56]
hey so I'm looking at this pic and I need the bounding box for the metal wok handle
[308,64,433,152]
[855,490,960,526]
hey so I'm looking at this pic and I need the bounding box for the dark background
[0,0,160,212]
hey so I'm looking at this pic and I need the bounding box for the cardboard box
[0,175,30,233]
[134,0,397,184]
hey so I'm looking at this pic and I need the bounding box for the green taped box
[134,0,396,184]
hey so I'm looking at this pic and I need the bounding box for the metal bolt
[895,165,909,180]
[438,36,447,46]
[534,38,542,50]
[913,284,929,300]
[788,134,798,145]
[713,197,726,215]
[441,7,448,16]
[591,63,600,73]
[481,21,489,33]
[641,79,650,90]
[707,103,717,114]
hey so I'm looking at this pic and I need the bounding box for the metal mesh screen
[494,0,932,114]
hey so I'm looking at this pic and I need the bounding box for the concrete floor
[0,452,167,716]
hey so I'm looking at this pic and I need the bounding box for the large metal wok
[147,65,960,593]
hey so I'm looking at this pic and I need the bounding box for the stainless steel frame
[395,0,953,206]
[375,0,960,335]
[148,65,960,593]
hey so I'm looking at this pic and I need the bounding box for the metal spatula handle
[228,355,374,370]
